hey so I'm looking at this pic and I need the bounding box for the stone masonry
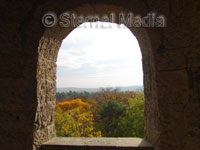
[0,0,200,150]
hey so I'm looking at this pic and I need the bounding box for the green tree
[98,100,126,137]
[118,94,144,138]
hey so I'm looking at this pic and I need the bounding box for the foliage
[118,93,144,138]
[55,89,144,138]
[55,108,79,136]
[55,99,102,137]
[98,100,126,137]
[55,98,91,113]
[56,91,91,102]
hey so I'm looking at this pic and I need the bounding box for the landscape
[55,87,144,138]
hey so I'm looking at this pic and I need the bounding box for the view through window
[55,22,144,138]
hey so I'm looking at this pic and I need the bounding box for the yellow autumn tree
[55,98,101,137]
[54,108,79,137]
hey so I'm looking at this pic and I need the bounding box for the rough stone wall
[0,0,200,150]
[33,36,61,150]
[148,1,200,149]
[0,1,41,149]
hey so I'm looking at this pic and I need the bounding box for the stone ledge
[40,137,154,150]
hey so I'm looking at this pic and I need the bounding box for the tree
[54,108,79,137]
[98,100,126,137]
[55,98,91,113]
[55,91,145,138]
[55,99,101,137]
[118,95,144,138]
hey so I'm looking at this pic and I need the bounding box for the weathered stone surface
[41,137,153,150]
[0,0,200,150]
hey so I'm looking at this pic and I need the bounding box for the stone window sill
[41,137,154,150]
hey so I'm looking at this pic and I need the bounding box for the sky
[56,22,143,88]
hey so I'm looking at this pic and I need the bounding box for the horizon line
[57,85,144,89]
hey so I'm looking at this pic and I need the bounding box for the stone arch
[30,1,162,150]
[1,0,200,150]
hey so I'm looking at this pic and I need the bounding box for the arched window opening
[55,22,144,138]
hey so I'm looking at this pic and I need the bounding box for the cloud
[56,22,143,88]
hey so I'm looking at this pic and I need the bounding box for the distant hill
[56,85,143,93]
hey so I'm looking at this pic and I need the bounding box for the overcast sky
[56,22,143,88]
